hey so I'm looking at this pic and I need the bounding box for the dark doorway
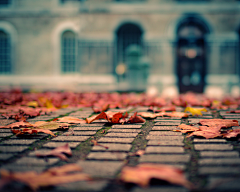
[176,17,208,93]
[115,23,143,74]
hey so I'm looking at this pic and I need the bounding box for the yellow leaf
[184,107,207,116]
[27,101,38,108]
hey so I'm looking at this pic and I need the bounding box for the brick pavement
[0,107,240,192]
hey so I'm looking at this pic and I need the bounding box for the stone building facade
[0,0,240,94]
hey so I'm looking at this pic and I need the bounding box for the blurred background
[0,0,240,97]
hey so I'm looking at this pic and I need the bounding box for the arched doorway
[0,30,11,74]
[115,23,143,74]
[176,17,208,93]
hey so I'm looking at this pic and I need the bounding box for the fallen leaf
[86,111,108,124]
[127,112,146,124]
[33,121,70,130]
[175,124,200,133]
[12,128,55,136]
[184,107,207,116]
[0,163,91,190]
[222,129,240,138]
[91,140,109,149]
[57,116,87,124]
[0,121,32,129]
[187,130,222,139]
[120,163,192,189]
[199,119,239,127]
[164,112,188,118]
[36,143,72,161]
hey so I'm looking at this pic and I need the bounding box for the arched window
[61,30,77,73]
[115,23,143,73]
[0,30,11,74]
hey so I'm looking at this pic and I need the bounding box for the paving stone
[146,135,184,140]
[0,146,29,153]
[199,167,240,175]
[2,165,46,173]
[232,126,240,130]
[0,119,15,126]
[0,133,13,137]
[77,123,105,127]
[207,176,240,191]
[199,158,240,165]
[149,131,183,136]
[92,143,132,152]
[73,126,102,131]
[15,157,59,166]
[0,153,14,160]
[55,180,109,192]
[104,132,138,138]
[11,134,47,139]
[145,146,185,154]
[154,121,181,126]
[43,142,80,148]
[0,129,11,133]
[188,119,202,124]
[0,139,37,145]
[52,136,90,142]
[147,140,184,146]
[87,152,127,160]
[222,115,240,119]
[156,117,182,120]
[132,186,189,192]
[139,154,190,164]
[193,138,227,143]
[107,128,141,133]
[62,131,97,136]
[97,137,134,143]
[77,160,124,177]
[152,126,178,130]
[195,144,233,151]
[200,151,239,158]
[112,124,142,129]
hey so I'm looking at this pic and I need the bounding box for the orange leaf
[57,116,87,124]
[199,119,239,127]
[12,128,55,136]
[36,143,72,161]
[120,163,192,189]
[222,129,240,138]
[187,130,222,139]
[127,112,146,124]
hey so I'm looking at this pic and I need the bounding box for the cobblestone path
[0,107,240,192]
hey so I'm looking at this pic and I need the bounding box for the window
[0,0,11,6]
[0,30,11,74]
[61,31,77,73]
[60,0,83,3]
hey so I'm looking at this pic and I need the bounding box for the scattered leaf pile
[175,119,240,139]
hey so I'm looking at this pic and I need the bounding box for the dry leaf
[36,143,72,161]
[0,164,91,190]
[12,128,55,136]
[57,116,87,124]
[175,124,200,133]
[184,107,207,116]
[199,119,239,127]
[222,129,240,138]
[120,163,192,189]
[127,112,146,124]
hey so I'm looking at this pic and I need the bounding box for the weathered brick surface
[149,131,183,136]
[154,121,181,126]
[200,151,239,158]
[97,137,134,143]
[14,157,59,166]
[195,144,233,151]
[193,138,227,143]
[146,135,184,140]
[199,167,240,175]
[132,186,188,192]
[77,160,124,178]
[73,127,102,131]
[52,136,90,142]
[0,154,14,160]
[139,154,190,163]
[0,146,29,153]
[92,143,132,152]
[145,146,185,153]
[0,133,13,137]
[62,131,97,136]
[112,125,142,129]
[199,158,240,165]
[43,142,80,148]
[107,128,141,133]
[87,152,127,160]
[152,126,178,130]
[0,139,37,145]
[207,176,240,191]
[147,140,184,146]
[104,132,138,138]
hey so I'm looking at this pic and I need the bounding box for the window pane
[0,31,11,74]
[61,31,76,73]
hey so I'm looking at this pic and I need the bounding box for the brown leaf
[175,124,200,133]
[36,143,72,161]
[199,119,239,127]
[86,111,108,124]
[0,164,91,190]
[187,130,222,139]
[127,112,146,124]
[91,140,109,149]
[12,128,55,136]
[120,163,192,189]
[0,121,32,129]
[164,112,189,118]
[222,129,240,138]
[57,116,87,124]
[32,121,70,130]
